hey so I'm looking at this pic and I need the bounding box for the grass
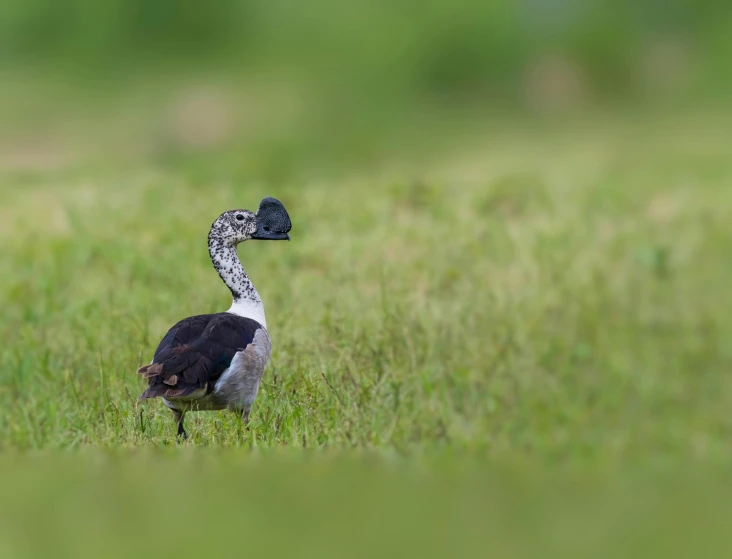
[2,451,732,559]
[1,113,729,456]
[0,108,730,556]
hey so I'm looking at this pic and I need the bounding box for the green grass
[2,451,732,559]
[0,110,730,556]
[2,113,729,456]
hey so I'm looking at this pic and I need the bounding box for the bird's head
[209,197,292,247]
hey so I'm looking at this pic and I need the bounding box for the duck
[137,197,292,439]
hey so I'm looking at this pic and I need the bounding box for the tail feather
[137,363,163,378]
[137,344,212,401]
[139,383,200,400]
[163,374,178,386]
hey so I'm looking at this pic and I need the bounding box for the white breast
[227,298,267,328]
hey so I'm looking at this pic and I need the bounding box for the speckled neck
[207,234,266,327]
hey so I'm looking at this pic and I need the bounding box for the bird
[137,197,292,440]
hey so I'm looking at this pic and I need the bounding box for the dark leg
[231,408,251,444]
[171,409,188,441]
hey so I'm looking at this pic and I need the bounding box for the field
[1,105,731,556]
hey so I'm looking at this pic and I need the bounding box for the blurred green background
[1,1,731,557]
[1,0,731,175]
[3,0,731,100]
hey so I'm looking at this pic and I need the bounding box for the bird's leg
[172,409,188,441]
[232,408,251,444]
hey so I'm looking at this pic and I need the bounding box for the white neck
[227,298,267,329]
[208,239,267,328]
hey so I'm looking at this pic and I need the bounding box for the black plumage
[138,313,263,400]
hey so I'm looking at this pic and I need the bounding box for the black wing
[152,314,213,362]
[138,313,263,400]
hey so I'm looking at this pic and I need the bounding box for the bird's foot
[177,423,188,442]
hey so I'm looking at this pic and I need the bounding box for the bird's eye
[236,214,245,221]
